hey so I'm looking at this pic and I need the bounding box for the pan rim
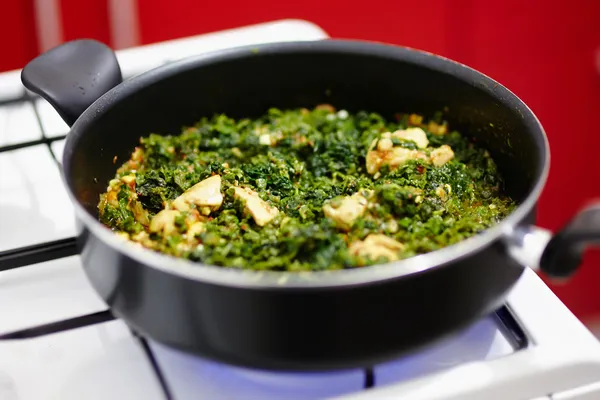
[62,38,550,288]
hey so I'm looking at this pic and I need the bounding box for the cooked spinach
[98,106,516,271]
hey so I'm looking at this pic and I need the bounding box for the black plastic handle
[21,39,122,127]
[540,202,600,278]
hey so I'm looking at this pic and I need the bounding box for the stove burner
[143,309,526,399]
[0,104,529,398]
[0,235,528,353]
[0,231,528,399]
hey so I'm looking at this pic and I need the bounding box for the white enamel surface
[338,269,600,400]
[0,256,106,333]
[0,102,42,146]
[553,382,600,399]
[374,315,514,386]
[147,314,515,400]
[0,256,161,400]
[0,145,75,251]
[115,19,328,78]
[34,19,327,137]
[1,19,600,400]
[0,70,24,101]
[35,98,69,138]
[0,321,164,400]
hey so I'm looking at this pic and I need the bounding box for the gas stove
[1,19,600,400]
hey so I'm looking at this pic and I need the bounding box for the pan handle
[21,39,122,127]
[506,201,600,279]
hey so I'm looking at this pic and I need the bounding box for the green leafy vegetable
[98,106,516,271]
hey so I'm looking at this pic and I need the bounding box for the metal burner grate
[0,22,542,398]
[0,65,180,400]
[0,91,529,400]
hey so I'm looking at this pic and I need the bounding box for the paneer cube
[172,175,223,213]
[149,210,181,235]
[323,192,369,231]
[390,127,429,149]
[348,234,405,262]
[366,141,428,175]
[430,145,455,167]
[234,187,279,227]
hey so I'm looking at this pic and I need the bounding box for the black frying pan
[19,39,600,371]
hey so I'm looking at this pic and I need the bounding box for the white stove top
[1,19,600,400]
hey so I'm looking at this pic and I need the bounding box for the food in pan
[98,105,516,271]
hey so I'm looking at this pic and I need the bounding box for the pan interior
[65,42,547,241]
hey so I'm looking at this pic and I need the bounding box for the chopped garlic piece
[150,210,180,235]
[132,200,150,226]
[172,175,223,213]
[430,145,455,167]
[176,242,193,253]
[316,104,336,112]
[234,187,279,227]
[376,138,394,152]
[115,231,130,240]
[383,219,399,233]
[259,134,273,146]
[391,127,429,149]
[131,147,144,162]
[348,234,405,261]
[427,121,448,135]
[323,192,368,231]
[186,221,205,243]
[231,147,243,158]
[121,174,136,185]
[132,231,152,247]
[435,186,448,202]
[366,140,428,175]
[408,114,423,125]
[105,190,118,206]
[198,206,212,216]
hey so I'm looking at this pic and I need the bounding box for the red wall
[138,0,600,319]
[3,0,600,318]
[59,0,110,44]
[0,0,38,72]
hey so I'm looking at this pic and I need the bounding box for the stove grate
[0,233,530,393]
[0,237,78,271]
[0,310,114,340]
[0,83,529,398]
[138,336,175,400]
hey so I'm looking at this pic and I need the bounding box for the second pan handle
[506,201,600,279]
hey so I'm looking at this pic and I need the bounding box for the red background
[2,0,600,319]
